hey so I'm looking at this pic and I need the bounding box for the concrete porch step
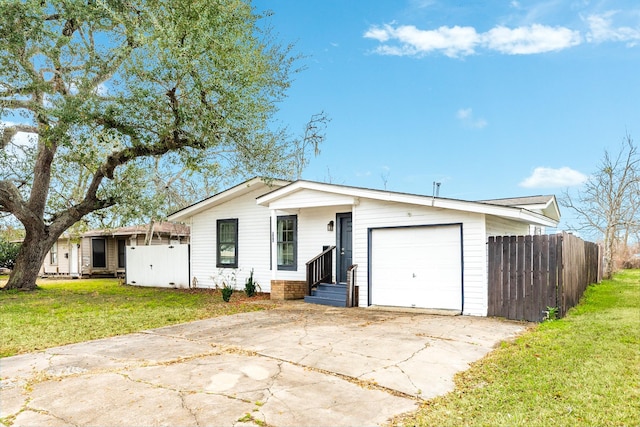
[304,295,346,307]
[313,283,346,296]
[305,283,347,307]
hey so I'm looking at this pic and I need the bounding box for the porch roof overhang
[257,187,358,210]
[257,180,560,228]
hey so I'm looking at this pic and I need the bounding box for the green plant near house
[543,305,559,321]
[244,269,260,297]
[213,269,238,302]
[221,282,233,302]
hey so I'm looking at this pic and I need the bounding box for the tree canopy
[0,0,317,290]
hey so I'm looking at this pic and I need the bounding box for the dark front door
[337,213,352,283]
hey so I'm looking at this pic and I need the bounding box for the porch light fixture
[327,220,334,232]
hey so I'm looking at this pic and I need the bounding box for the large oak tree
[0,0,309,290]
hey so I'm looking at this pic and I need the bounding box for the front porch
[257,184,359,307]
[270,245,359,307]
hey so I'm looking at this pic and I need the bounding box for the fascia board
[255,180,559,227]
[511,199,561,222]
[434,198,558,226]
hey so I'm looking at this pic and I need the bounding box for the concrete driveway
[1,303,526,426]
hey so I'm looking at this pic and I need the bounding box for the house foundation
[270,280,307,300]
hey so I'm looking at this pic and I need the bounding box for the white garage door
[370,224,462,311]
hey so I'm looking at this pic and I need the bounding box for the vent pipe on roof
[432,182,441,206]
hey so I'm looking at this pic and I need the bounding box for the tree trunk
[2,233,51,291]
[603,227,616,280]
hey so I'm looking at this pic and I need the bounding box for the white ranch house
[167,177,560,316]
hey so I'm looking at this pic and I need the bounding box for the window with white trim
[50,242,58,265]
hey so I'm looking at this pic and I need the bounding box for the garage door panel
[370,225,462,311]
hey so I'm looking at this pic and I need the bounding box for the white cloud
[456,108,471,119]
[363,26,392,42]
[364,24,582,58]
[409,0,436,9]
[483,24,582,54]
[365,24,479,58]
[1,121,37,148]
[456,108,487,129]
[365,22,580,57]
[11,131,37,147]
[585,11,640,46]
[94,82,110,96]
[1,121,37,161]
[519,167,588,188]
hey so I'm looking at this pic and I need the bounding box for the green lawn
[0,278,271,357]
[400,269,640,427]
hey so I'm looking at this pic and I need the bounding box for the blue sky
[253,0,640,230]
[3,1,637,234]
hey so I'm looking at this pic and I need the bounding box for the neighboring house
[40,222,190,278]
[39,233,82,277]
[167,177,560,316]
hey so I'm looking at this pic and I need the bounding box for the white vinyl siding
[485,215,531,237]
[189,187,274,291]
[271,205,344,282]
[266,188,355,210]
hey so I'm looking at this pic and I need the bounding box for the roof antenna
[432,181,441,206]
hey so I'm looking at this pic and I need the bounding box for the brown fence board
[508,236,518,320]
[501,236,510,317]
[515,236,525,320]
[487,232,601,322]
[488,236,500,317]
[523,235,534,321]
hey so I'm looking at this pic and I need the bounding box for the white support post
[270,209,278,280]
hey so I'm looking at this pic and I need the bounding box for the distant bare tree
[380,168,390,190]
[562,134,640,279]
[291,112,330,179]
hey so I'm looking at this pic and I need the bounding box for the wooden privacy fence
[488,232,601,322]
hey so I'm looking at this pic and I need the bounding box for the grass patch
[0,278,272,358]
[401,269,640,427]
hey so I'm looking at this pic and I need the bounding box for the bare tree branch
[561,133,640,278]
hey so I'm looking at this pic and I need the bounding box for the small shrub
[244,268,260,297]
[543,306,559,321]
[212,269,237,302]
[221,283,233,302]
[621,256,640,269]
